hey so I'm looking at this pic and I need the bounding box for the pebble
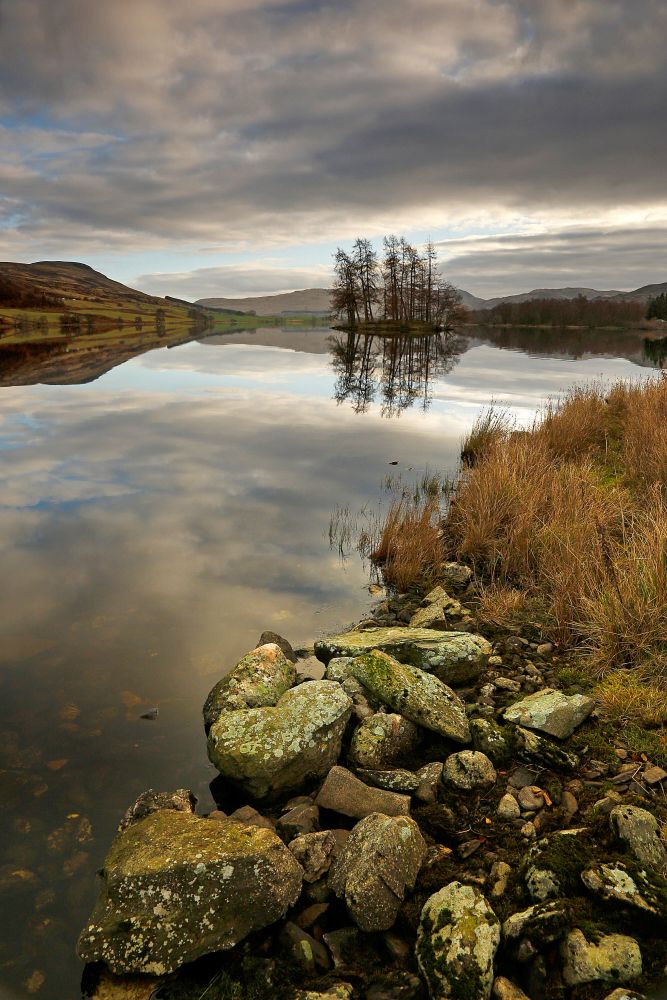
[520,821,537,839]
[517,786,546,812]
[497,793,521,820]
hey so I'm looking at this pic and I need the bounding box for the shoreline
[78,569,667,1000]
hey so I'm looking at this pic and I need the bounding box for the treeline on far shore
[470,295,646,328]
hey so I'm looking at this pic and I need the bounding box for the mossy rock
[204,644,297,729]
[315,627,491,685]
[77,811,303,975]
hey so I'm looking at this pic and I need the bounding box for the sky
[0,0,665,299]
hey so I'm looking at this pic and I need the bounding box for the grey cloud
[0,0,665,278]
[137,263,331,298]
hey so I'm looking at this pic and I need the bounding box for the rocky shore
[79,565,667,1000]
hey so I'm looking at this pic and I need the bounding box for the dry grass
[365,494,444,592]
[460,407,513,466]
[595,670,667,728]
[474,584,538,631]
[444,376,667,678]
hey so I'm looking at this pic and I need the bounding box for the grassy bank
[369,378,667,733]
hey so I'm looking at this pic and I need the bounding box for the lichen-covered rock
[522,828,592,900]
[415,762,444,804]
[561,929,642,987]
[349,651,471,743]
[610,804,667,873]
[504,688,595,739]
[118,789,196,832]
[326,656,381,711]
[207,680,352,800]
[203,643,297,729]
[416,882,500,1000]
[511,725,579,771]
[440,563,474,592]
[329,813,427,931]
[315,765,410,819]
[470,718,513,765]
[492,978,530,1000]
[409,604,449,629]
[349,712,421,768]
[315,628,490,685]
[581,861,667,915]
[356,768,420,794]
[289,830,337,883]
[293,982,355,999]
[442,751,497,790]
[77,810,303,975]
[502,899,572,945]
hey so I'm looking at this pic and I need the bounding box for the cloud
[137,262,332,298]
[0,0,665,290]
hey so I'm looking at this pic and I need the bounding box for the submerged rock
[77,810,302,975]
[207,679,351,800]
[416,881,500,1000]
[315,765,410,819]
[349,712,421,768]
[504,688,595,739]
[329,813,427,931]
[203,643,297,729]
[561,929,642,987]
[118,789,196,832]
[349,651,471,743]
[315,627,490,685]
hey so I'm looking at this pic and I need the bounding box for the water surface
[0,323,662,999]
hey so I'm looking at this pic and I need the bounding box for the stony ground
[80,566,667,1000]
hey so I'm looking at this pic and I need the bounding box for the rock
[118,789,196,832]
[520,822,536,839]
[289,831,337,882]
[207,679,352,800]
[356,768,420,793]
[511,725,579,771]
[293,983,355,1000]
[410,604,449,629]
[422,585,450,605]
[280,920,330,972]
[316,766,410,820]
[502,899,570,944]
[88,970,162,999]
[277,803,320,842]
[602,991,646,1000]
[492,977,530,1000]
[349,651,471,743]
[442,751,497,790]
[642,765,667,785]
[489,861,512,900]
[315,628,490,685]
[349,712,421,769]
[517,786,545,811]
[417,882,500,1000]
[203,643,297,728]
[581,861,666,915]
[497,793,521,821]
[329,813,426,931]
[504,688,595,739]
[295,901,329,928]
[470,718,513,765]
[326,656,381,711]
[525,866,560,902]
[366,971,424,999]
[323,926,381,975]
[610,804,667,872]
[561,929,642,986]
[228,805,275,830]
[440,563,473,592]
[494,677,521,692]
[257,630,298,662]
[415,762,444,804]
[77,810,302,974]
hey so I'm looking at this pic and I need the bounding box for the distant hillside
[615,281,667,303]
[197,288,333,315]
[0,260,160,309]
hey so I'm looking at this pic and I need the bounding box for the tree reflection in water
[328,328,466,416]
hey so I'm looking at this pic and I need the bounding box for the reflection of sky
[0,329,659,1000]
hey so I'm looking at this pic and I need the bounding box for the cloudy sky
[0,0,665,298]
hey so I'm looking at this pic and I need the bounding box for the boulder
[417,882,500,999]
[561,929,642,987]
[316,766,410,820]
[504,688,595,740]
[440,562,474,592]
[77,810,302,975]
[414,762,444,804]
[227,805,275,830]
[203,643,297,729]
[329,813,427,931]
[349,651,471,743]
[470,718,513,765]
[610,804,667,873]
[511,725,579,771]
[277,802,320,842]
[492,978,530,1000]
[257,630,298,662]
[326,656,381,712]
[502,899,571,945]
[118,788,196,832]
[315,628,490,685]
[289,830,337,883]
[581,861,666,915]
[442,751,497,790]
[349,712,421,768]
[207,680,352,800]
[409,604,449,629]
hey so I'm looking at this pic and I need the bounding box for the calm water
[0,323,663,999]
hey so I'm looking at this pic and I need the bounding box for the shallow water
[0,323,662,999]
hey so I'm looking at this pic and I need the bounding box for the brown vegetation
[471,295,645,328]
